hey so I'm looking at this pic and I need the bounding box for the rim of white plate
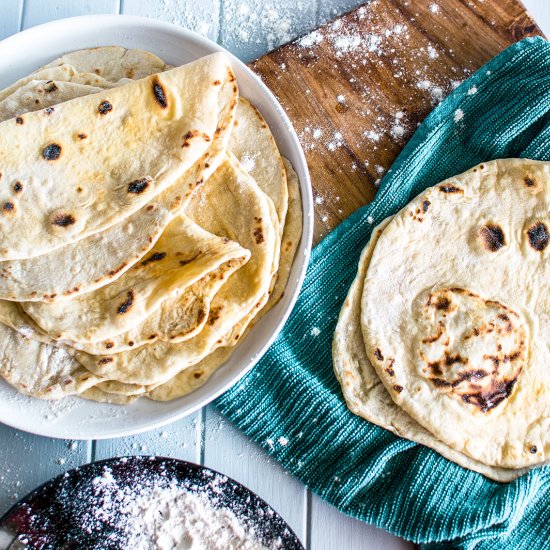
[0,15,313,440]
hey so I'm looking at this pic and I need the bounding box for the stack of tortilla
[333,158,549,481]
[0,47,302,405]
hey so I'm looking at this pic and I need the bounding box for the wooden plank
[309,493,413,550]
[0,0,23,39]
[203,407,307,543]
[250,0,543,243]
[122,0,220,42]
[219,0,318,62]
[0,424,88,516]
[22,0,120,29]
[94,414,201,463]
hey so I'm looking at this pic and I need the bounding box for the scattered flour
[124,481,268,549]
[240,153,257,173]
[17,325,34,339]
[310,327,321,337]
[8,459,289,549]
[153,0,218,38]
[454,109,464,123]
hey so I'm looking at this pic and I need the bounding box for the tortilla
[361,159,549,469]
[147,346,233,402]
[81,386,139,405]
[0,80,104,122]
[40,46,169,82]
[147,157,303,400]
[0,322,102,399]
[22,215,249,343]
[74,155,277,385]
[0,52,237,260]
[229,98,288,234]
[0,65,124,104]
[64,255,248,355]
[333,218,534,482]
[0,68,234,302]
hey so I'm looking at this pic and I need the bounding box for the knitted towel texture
[216,37,550,549]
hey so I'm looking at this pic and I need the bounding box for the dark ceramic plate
[0,456,303,549]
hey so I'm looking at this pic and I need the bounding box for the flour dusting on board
[273,0,474,226]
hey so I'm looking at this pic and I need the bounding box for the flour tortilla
[65,255,248,355]
[361,159,550,469]
[147,347,233,401]
[0,81,104,122]
[147,158,303,401]
[0,65,125,104]
[333,218,535,481]
[0,52,237,260]
[229,98,288,235]
[40,46,169,82]
[0,47,166,105]
[0,55,234,300]
[0,322,102,399]
[22,215,248,343]
[75,155,277,385]
[265,158,303,309]
[81,386,139,405]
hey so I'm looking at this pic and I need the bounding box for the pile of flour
[119,480,268,549]
[82,464,273,549]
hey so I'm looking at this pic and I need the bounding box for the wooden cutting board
[249,0,543,244]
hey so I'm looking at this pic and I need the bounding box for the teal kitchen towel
[216,37,550,548]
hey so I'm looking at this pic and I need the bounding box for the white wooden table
[0,1,548,548]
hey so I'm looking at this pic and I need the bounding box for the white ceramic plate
[0,15,313,440]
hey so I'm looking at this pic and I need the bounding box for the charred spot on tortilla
[13,182,23,193]
[98,101,113,115]
[479,224,505,251]
[105,342,114,349]
[77,133,87,140]
[44,81,58,93]
[527,222,548,252]
[152,76,168,108]
[117,290,135,315]
[2,202,15,213]
[181,130,200,148]
[524,176,536,188]
[42,143,62,161]
[140,251,167,267]
[128,178,150,194]
[253,227,264,244]
[15,116,24,125]
[439,184,463,194]
[98,357,114,365]
[51,213,76,227]
[44,107,55,116]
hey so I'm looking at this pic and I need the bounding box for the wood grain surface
[251,0,543,243]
